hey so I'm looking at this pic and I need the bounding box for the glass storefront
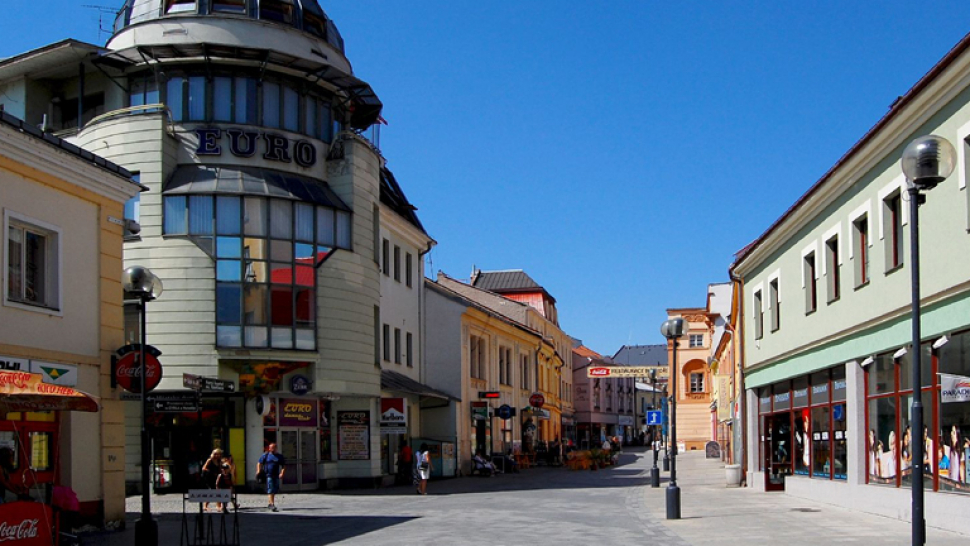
[866,330,970,493]
[757,365,847,482]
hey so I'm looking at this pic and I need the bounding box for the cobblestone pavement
[79,448,968,545]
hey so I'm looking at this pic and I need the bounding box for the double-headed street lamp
[899,135,955,546]
[123,266,164,546]
[660,317,688,520]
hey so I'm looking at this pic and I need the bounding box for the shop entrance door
[279,429,318,491]
[765,413,790,491]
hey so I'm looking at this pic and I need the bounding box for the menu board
[338,411,370,460]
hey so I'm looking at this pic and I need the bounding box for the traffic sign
[646,410,662,426]
[496,404,514,420]
[183,373,235,393]
[146,392,199,413]
[529,392,545,409]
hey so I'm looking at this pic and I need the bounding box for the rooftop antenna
[83,5,119,43]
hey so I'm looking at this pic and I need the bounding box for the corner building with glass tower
[0,0,421,494]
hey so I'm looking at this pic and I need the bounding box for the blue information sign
[646,410,663,426]
[496,404,513,420]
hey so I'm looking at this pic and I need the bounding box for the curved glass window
[260,0,295,24]
[164,193,350,350]
[212,0,247,14]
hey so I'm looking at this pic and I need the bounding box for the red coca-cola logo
[529,393,545,409]
[0,372,32,389]
[588,367,610,377]
[115,350,162,394]
[0,502,52,545]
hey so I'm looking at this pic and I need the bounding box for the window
[130,76,160,109]
[499,347,512,386]
[165,0,196,14]
[124,174,142,239]
[406,252,413,288]
[164,194,346,349]
[406,332,413,367]
[394,328,401,364]
[212,0,247,14]
[374,306,380,366]
[853,215,870,287]
[6,215,60,311]
[303,10,328,39]
[470,335,485,380]
[689,334,703,348]
[262,82,280,128]
[804,252,817,314]
[689,372,704,393]
[259,0,295,24]
[382,324,390,362]
[393,245,401,282]
[382,239,389,276]
[521,354,530,390]
[769,278,780,332]
[58,92,105,130]
[753,289,764,340]
[884,192,904,271]
[826,236,840,302]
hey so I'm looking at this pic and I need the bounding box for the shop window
[853,215,870,287]
[883,192,904,271]
[319,400,332,461]
[259,0,294,24]
[937,330,970,491]
[5,215,61,312]
[810,406,830,477]
[804,251,817,314]
[212,0,247,14]
[165,0,197,13]
[825,235,840,302]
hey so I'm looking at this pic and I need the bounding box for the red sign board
[114,344,162,394]
[529,392,545,409]
[588,367,610,377]
[0,501,54,545]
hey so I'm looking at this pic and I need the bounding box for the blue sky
[2,2,968,355]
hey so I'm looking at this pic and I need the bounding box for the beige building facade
[667,308,714,451]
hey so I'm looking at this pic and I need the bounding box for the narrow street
[97,449,969,545]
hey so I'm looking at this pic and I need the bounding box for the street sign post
[646,410,663,426]
[183,373,235,393]
[151,392,200,413]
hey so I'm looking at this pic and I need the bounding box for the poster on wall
[380,398,407,435]
[338,411,370,460]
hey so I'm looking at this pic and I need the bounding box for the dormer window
[165,0,197,14]
[259,0,295,25]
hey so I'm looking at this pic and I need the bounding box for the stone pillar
[845,360,866,485]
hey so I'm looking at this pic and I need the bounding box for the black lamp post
[123,266,163,546]
[899,135,955,546]
[650,369,660,487]
[661,317,688,520]
[662,382,669,472]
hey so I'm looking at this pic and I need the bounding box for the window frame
[853,214,870,287]
[884,192,904,272]
[804,251,817,314]
[688,334,703,348]
[825,235,840,303]
[769,278,781,332]
[753,289,764,340]
[689,372,705,393]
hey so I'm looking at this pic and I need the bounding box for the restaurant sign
[587,366,662,378]
[279,398,318,427]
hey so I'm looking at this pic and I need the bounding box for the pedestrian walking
[415,443,432,495]
[397,440,413,485]
[201,449,224,512]
[256,443,285,512]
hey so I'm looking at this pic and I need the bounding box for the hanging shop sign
[194,128,317,168]
[289,374,312,396]
[113,345,162,394]
[279,398,318,427]
[338,411,370,460]
[471,402,489,421]
[380,398,407,433]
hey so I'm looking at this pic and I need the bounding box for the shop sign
[0,501,53,545]
[940,373,970,403]
[289,374,311,396]
[29,361,77,387]
[279,398,318,427]
[113,345,162,394]
[194,128,318,168]
[0,355,29,372]
[471,402,488,421]
[587,366,659,378]
[380,398,407,428]
[338,411,370,460]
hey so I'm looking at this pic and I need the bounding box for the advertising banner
[0,501,54,545]
[338,411,370,460]
[380,398,407,434]
[940,373,970,403]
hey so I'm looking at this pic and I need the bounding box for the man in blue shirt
[256,443,285,512]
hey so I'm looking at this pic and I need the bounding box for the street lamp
[900,135,955,546]
[123,266,163,546]
[660,317,688,520]
[650,369,660,488]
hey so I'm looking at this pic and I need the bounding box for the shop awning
[164,164,351,211]
[0,371,99,412]
[380,370,457,402]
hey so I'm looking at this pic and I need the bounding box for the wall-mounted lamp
[933,335,950,350]
[894,347,908,360]
[860,356,875,368]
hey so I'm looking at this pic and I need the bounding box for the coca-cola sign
[114,344,163,394]
[0,502,52,545]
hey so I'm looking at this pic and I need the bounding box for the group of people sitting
[472,450,519,476]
